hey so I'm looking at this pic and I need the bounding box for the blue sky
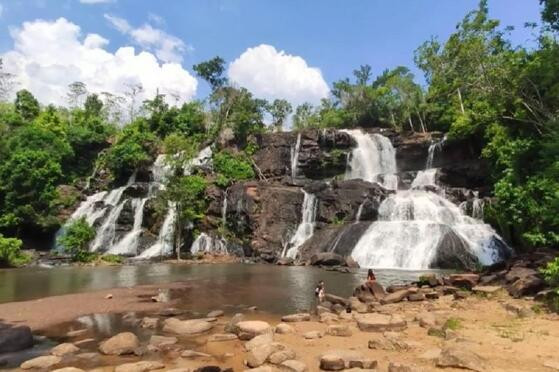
[0,0,543,106]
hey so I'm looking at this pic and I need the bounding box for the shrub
[57,217,96,262]
[213,151,255,188]
[0,234,30,267]
[101,254,123,264]
[541,257,559,287]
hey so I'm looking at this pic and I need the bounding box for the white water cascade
[190,233,228,255]
[137,205,177,259]
[108,198,147,255]
[285,190,318,259]
[426,136,446,169]
[222,189,228,226]
[347,131,508,269]
[342,129,398,190]
[290,133,302,180]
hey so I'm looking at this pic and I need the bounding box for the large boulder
[310,252,345,266]
[436,346,486,371]
[430,228,481,271]
[299,222,370,260]
[98,332,140,355]
[355,314,407,332]
[232,320,272,340]
[0,325,33,353]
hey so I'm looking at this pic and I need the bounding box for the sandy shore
[1,282,559,371]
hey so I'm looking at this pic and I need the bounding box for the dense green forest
[0,0,558,265]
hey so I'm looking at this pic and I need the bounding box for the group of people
[313,269,385,312]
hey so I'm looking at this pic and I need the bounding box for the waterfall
[137,205,177,259]
[222,189,228,226]
[355,199,367,222]
[347,131,508,270]
[285,191,318,259]
[426,136,446,169]
[108,198,147,255]
[190,233,228,255]
[184,146,213,175]
[290,133,302,180]
[342,129,398,190]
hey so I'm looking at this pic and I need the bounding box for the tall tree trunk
[408,116,415,132]
[416,110,426,133]
[457,88,465,115]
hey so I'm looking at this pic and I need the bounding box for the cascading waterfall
[426,136,446,169]
[290,133,302,180]
[285,190,318,259]
[190,233,228,255]
[108,198,147,255]
[342,129,398,190]
[222,189,228,226]
[137,205,176,259]
[355,199,367,222]
[347,131,508,269]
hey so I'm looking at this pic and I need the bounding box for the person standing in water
[311,280,325,314]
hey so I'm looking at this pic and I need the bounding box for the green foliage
[444,317,462,331]
[193,56,227,90]
[267,99,292,131]
[0,233,30,267]
[101,254,123,264]
[15,89,40,121]
[57,218,96,262]
[541,258,559,287]
[213,150,255,187]
[104,119,159,182]
[541,0,559,31]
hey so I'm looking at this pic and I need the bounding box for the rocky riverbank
[1,269,559,372]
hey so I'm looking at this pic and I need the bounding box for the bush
[541,258,559,287]
[101,254,123,264]
[213,151,254,188]
[57,218,96,262]
[0,234,30,267]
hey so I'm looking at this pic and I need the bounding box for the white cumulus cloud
[104,14,188,63]
[228,44,329,106]
[1,17,197,107]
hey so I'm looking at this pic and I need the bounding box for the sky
[0,0,543,108]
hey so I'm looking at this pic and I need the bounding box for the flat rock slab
[326,324,352,337]
[99,332,139,355]
[437,346,486,372]
[245,333,274,351]
[281,313,311,322]
[149,335,178,347]
[21,355,62,370]
[355,313,407,332]
[208,333,238,342]
[234,321,272,340]
[472,286,503,295]
[281,359,308,372]
[207,310,224,318]
[163,318,213,335]
[320,350,376,371]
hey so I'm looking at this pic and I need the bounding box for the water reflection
[0,263,444,314]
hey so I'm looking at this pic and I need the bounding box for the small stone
[99,332,139,355]
[208,333,238,342]
[51,342,79,356]
[407,293,425,302]
[544,360,559,370]
[447,273,480,289]
[207,310,224,318]
[303,331,322,339]
[319,354,345,371]
[326,324,352,337]
[275,323,294,334]
[415,312,436,328]
[280,359,308,372]
[114,361,165,372]
[21,355,62,370]
[281,313,311,322]
[105,294,113,299]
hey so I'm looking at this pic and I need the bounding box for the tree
[0,59,17,102]
[67,82,88,108]
[541,0,559,31]
[84,94,104,118]
[267,99,292,132]
[15,89,40,121]
[193,57,227,91]
[163,175,207,259]
[57,218,96,262]
[293,103,319,129]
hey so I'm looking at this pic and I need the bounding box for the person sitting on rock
[362,269,386,300]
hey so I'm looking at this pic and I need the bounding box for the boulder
[149,335,178,348]
[246,342,285,368]
[323,294,349,307]
[51,342,79,356]
[162,318,213,335]
[233,320,272,340]
[20,355,62,370]
[281,313,310,322]
[431,228,482,271]
[381,289,409,304]
[224,313,245,333]
[245,333,274,351]
[319,350,375,371]
[447,274,480,289]
[275,323,294,334]
[303,331,322,339]
[407,293,425,302]
[98,332,139,355]
[269,349,296,364]
[319,354,345,371]
[207,310,224,318]
[436,346,486,371]
[310,252,345,266]
[319,312,339,324]
[368,335,411,352]
[355,313,407,332]
[114,361,165,372]
[507,276,545,298]
[387,362,421,372]
[415,312,437,328]
[0,325,33,353]
[280,359,308,372]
